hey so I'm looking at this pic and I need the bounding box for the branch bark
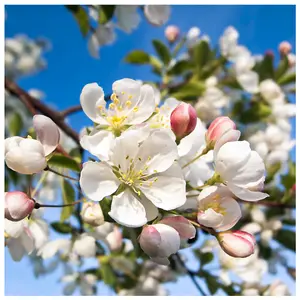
[5,77,80,144]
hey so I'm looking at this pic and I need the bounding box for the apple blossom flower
[5,191,35,221]
[259,79,283,103]
[217,230,256,258]
[165,25,180,43]
[144,5,170,26]
[219,26,239,58]
[81,202,105,227]
[80,129,186,227]
[263,280,290,296]
[214,140,269,201]
[5,219,34,261]
[80,78,156,160]
[279,41,292,56]
[197,186,242,231]
[115,5,141,33]
[170,103,197,139]
[186,26,201,47]
[5,115,60,174]
[206,116,236,147]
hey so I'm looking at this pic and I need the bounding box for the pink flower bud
[165,25,180,43]
[217,230,256,258]
[5,191,35,221]
[206,116,236,146]
[279,41,292,56]
[265,50,274,59]
[170,103,197,139]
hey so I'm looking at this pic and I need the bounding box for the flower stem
[45,166,78,182]
[34,199,83,209]
[31,171,49,198]
[182,146,210,169]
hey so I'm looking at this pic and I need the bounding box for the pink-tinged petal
[5,191,35,221]
[139,225,162,257]
[151,256,170,265]
[159,216,196,239]
[197,208,224,228]
[213,129,241,159]
[33,115,60,156]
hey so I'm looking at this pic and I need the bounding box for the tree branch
[239,199,295,209]
[5,77,80,144]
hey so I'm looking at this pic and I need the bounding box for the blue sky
[5,4,295,296]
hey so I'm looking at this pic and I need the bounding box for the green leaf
[200,252,214,266]
[277,72,295,86]
[66,5,90,37]
[275,229,295,251]
[258,242,272,259]
[275,56,289,80]
[152,39,171,65]
[69,148,82,164]
[9,113,23,136]
[51,222,73,234]
[99,198,115,222]
[239,102,272,124]
[256,54,274,81]
[124,50,150,64]
[204,273,219,295]
[192,40,210,78]
[100,262,116,286]
[281,160,295,190]
[167,60,193,76]
[149,56,163,75]
[60,179,75,222]
[282,219,296,226]
[169,81,205,100]
[47,154,81,172]
[98,5,115,24]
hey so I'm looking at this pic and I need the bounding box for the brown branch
[60,105,82,118]
[239,199,295,209]
[5,77,80,144]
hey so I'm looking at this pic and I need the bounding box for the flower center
[199,194,227,215]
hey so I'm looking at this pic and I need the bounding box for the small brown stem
[45,166,79,181]
[34,199,83,209]
[239,199,295,209]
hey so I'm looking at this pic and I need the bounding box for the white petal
[73,235,96,257]
[5,139,47,174]
[151,257,170,265]
[155,224,180,257]
[197,208,224,228]
[227,182,269,201]
[80,83,108,124]
[5,219,25,238]
[236,71,259,93]
[80,129,114,161]
[29,220,48,250]
[160,216,196,239]
[88,33,100,58]
[126,84,156,124]
[144,5,170,26]
[139,194,159,222]
[115,5,140,33]
[7,238,26,261]
[135,130,178,174]
[213,129,241,158]
[109,189,148,227]
[63,282,77,296]
[20,230,34,254]
[38,239,71,259]
[241,222,262,235]
[33,115,60,156]
[80,162,120,201]
[140,174,186,210]
[5,136,23,155]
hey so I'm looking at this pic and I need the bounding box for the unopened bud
[287,53,296,68]
[217,230,256,258]
[279,41,292,56]
[81,202,104,227]
[165,25,180,43]
[5,191,35,221]
[265,50,274,59]
[170,103,197,140]
[206,116,236,147]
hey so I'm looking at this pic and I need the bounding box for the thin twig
[45,166,79,182]
[34,199,83,209]
[239,199,295,209]
[5,77,80,144]
[175,253,208,296]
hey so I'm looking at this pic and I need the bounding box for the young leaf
[167,60,193,76]
[275,56,289,80]
[51,222,73,234]
[169,81,205,100]
[277,72,295,86]
[47,154,81,172]
[152,39,171,65]
[124,50,150,64]
[9,113,23,136]
[192,40,210,77]
[98,5,115,24]
[275,229,295,251]
[66,5,90,37]
[60,179,75,222]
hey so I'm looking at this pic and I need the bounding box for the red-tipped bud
[279,41,292,56]
[170,103,197,140]
[5,191,35,221]
[217,230,256,258]
[265,50,274,59]
[165,25,180,43]
[206,116,236,146]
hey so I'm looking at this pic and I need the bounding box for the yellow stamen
[109,103,116,110]
[125,100,132,107]
[133,107,139,112]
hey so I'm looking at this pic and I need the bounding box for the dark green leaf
[276,229,295,251]
[152,39,171,65]
[84,268,102,278]
[192,40,210,78]
[239,102,272,123]
[200,252,214,266]
[47,154,81,172]
[169,81,205,100]
[277,73,295,86]
[275,56,289,80]
[99,198,115,222]
[60,179,75,222]
[281,161,295,190]
[100,262,117,286]
[205,273,219,295]
[256,54,274,81]
[258,242,272,259]
[282,219,296,226]
[221,77,242,89]
[6,167,20,185]
[124,50,150,64]
[167,60,193,76]
[51,222,73,234]
[98,5,115,24]
[69,148,82,164]
[9,113,23,136]
[66,5,90,37]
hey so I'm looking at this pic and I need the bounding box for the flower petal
[80,161,120,201]
[73,235,96,257]
[80,129,114,161]
[33,115,60,156]
[160,216,196,239]
[7,238,26,261]
[151,257,170,265]
[213,129,241,158]
[144,5,170,26]
[197,208,224,228]
[139,194,159,222]
[236,71,259,94]
[109,189,148,227]
[80,83,108,124]
[227,182,269,201]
